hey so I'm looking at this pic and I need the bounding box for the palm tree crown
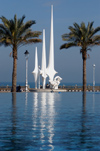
[0,15,42,92]
[61,22,100,51]
[0,15,41,50]
[60,22,100,91]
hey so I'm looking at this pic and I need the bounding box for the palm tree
[60,22,100,92]
[0,15,42,92]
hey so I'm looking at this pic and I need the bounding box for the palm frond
[0,16,10,28]
[17,15,25,28]
[0,14,42,49]
[24,39,42,43]
[0,24,11,37]
[22,20,36,31]
[60,21,100,52]
[17,38,42,48]
[24,31,42,39]
[92,26,100,36]
[18,20,36,37]
[73,22,80,30]
[60,42,77,49]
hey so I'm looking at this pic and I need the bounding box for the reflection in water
[12,92,16,107]
[80,92,87,146]
[24,92,28,120]
[34,92,38,108]
[65,92,93,150]
[40,92,56,150]
[47,93,55,148]
[32,92,43,148]
[92,92,95,112]
[32,92,38,135]
[1,92,100,150]
[33,92,38,118]
[25,92,28,107]
[10,93,28,150]
[11,93,26,150]
[32,92,59,150]
[40,92,46,144]
[79,92,93,149]
[12,93,17,136]
[82,92,86,113]
[0,93,18,150]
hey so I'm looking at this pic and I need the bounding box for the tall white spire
[32,47,38,89]
[40,29,47,89]
[46,5,57,81]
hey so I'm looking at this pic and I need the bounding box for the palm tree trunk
[82,52,87,92]
[12,48,17,92]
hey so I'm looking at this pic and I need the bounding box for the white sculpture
[32,5,62,90]
[32,47,38,89]
[46,5,57,84]
[49,76,62,89]
[40,29,47,89]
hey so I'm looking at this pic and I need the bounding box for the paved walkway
[0,86,100,92]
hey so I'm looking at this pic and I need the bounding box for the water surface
[0,92,100,150]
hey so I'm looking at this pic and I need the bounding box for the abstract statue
[40,29,47,89]
[32,47,38,89]
[49,76,62,89]
[32,5,62,90]
[46,5,57,83]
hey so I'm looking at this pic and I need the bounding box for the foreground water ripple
[0,92,100,150]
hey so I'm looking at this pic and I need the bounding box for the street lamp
[93,64,95,92]
[24,50,29,92]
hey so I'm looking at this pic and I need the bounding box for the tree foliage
[60,22,100,91]
[0,15,42,49]
[0,15,42,92]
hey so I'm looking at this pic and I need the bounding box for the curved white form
[49,76,62,89]
[32,47,38,89]
[46,5,57,82]
[40,29,47,89]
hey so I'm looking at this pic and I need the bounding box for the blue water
[0,92,100,150]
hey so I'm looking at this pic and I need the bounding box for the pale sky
[0,0,100,84]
